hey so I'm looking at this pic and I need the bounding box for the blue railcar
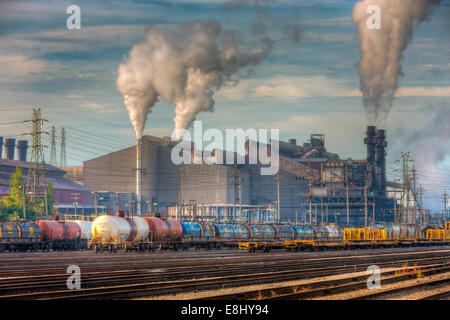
[233,224,249,240]
[200,222,215,239]
[272,224,295,240]
[181,221,202,239]
[213,223,235,239]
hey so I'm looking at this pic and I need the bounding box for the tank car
[91,215,150,252]
[142,216,170,242]
[72,220,93,248]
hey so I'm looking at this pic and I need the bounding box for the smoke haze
[352,0,442,125]
[116,20,272,139]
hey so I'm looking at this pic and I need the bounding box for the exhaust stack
[364,126,376,191]
[136,138,142,216]
[375,129,387,198]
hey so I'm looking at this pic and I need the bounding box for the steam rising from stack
[352,0,441,124]
[116,20,272,139]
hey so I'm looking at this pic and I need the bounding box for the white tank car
[92,215,149,243]
[132,216,149,242]
[73,220,93,240]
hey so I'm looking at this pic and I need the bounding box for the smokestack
[0,137,3,159]
[364,126,376,191]
[4,138,16,160]
[17,140,28,162]
[136,138,142,216]
[375,129,387,198]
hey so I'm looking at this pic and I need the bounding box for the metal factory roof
[0,159,65,175]
[0,159,91,192]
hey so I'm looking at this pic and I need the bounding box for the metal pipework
[0,137,3,159]
[136,138,142,216]
[4,138,16,160]
[17,140,28,162]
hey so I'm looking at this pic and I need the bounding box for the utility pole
[94,191,98,216]
[307,178,312,225]
[364,181,368,227]
[411,166,417,225]
[60,128,66,167]
[231,165,242,221]
[26,108,48,202]
[442,191,448,225]
[345,163,350,226]
[50,126,57,166]
[274,172,282,222]
[418,185,424,225]
[398,152,414,223]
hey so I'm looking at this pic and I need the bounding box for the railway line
[0,246,448,300]
[200,263,450,300]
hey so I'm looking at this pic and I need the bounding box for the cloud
[350,86,450,97]
[0,55,49,81]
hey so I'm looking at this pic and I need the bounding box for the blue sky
[0,0,449,209]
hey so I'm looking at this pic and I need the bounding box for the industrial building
[80,126,400,226]
[0,137,93,215]
[83,135,180,214]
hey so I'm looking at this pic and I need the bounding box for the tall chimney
[136,138,142,216]
[364,126,376,191]
[0,137,3,159]
[375,129,387,198]
[4,138,16,160]
[17,140,28,162]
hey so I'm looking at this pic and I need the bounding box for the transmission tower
[26,108,48,201]
[60,128,66,166]
[50,126,57,166]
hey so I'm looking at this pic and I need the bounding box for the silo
[17,140,28,162]
[4,138,16,160]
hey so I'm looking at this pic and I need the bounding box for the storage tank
[4,138,15,160]
[142,217,169,241]
[260,224,276,239]
[37,220,65,241]
[72,220,93,240]
[92,215,131,243]
[165,218,183,241]
[62,221,81,240]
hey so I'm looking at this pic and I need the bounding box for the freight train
[0,219,93,252]
[88,212,450,253]
[1,214,449,252]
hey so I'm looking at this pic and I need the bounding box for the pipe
[0,137,3,159]
[17,140,28,162]
[136,138,142,216]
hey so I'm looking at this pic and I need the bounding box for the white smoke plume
[116,20,272,139]
[352,0,442,124]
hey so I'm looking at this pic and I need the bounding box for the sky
[0,0,449,210]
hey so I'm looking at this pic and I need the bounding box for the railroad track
[200,263,450,300]
[1,247,449,278]
[0,249,449,300]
